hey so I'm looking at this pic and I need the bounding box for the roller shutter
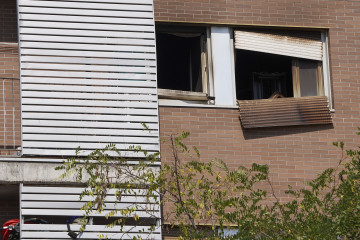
[234,29,323,61]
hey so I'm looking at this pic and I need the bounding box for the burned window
[235,29,332,128]
[156,26,208,98]
[234,29,325,100]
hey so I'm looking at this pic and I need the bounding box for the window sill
[158,99,239,109]
[158,89,209,101]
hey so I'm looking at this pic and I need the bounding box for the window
[234,29,326,100]
[234,29,333,128]
[156,25,209,101]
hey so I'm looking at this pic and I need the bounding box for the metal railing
[1,78,21,157]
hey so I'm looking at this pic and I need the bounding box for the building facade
[1,0,360,239]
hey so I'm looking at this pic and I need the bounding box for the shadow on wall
[241,123,334,140]
[0,185,19,225]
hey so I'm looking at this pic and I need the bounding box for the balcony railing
[0,78,21,157]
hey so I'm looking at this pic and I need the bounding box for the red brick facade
[155,0,360,198]
[0,0,358,205]
[0,0,20,156]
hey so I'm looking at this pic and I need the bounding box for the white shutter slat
[234,30,323,61]
[21,70,156,80]
[18,0,159,156]
[22,98,157,109]
[18,6,154,18]
[22,91,158,101]
[22,224,161,233]
[21,49,156,59]
[23,127,158,137]
[22,113,159,123]
[19,0,153,11]
[22,120,159,130]
[19,14,155,25]
[20,28,155,39]
[22,84,157,94]
[21,63,156,74]
[21,57,156,67]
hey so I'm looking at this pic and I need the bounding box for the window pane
[299,60,318,97]
[156,32,203,92]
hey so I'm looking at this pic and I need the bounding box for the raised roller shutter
[234,29,323,61]
[18,0,159,156]
[20,185,162,240]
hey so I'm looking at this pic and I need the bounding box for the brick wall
[0,0,20,156]
[155,0,360,200]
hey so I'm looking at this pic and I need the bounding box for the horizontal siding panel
[21,63,156,74]
[22,106,157,116]
[19,14,155,25]
[23,134,159,144]
[19,0,159,156]
[21,194,156,204]
[22,232,161,240]
[21,77,156,87]
[21,57,156,67]
[19,0,154,11]
[22,142,159,150]
[21,186,157,195]
[22,224,160,233]
[23,127,158,137]
[21,70,156,80]
[19,21,154,32]
[22,113,159,123]
[20,42,155,52]
[22,149,156,157]
[22,120,159,129]
[21,48,156,59]
[23,98,157,109]
[22,202,160,210]
[20,27,155,39]
[20,35,155,46]
[18,6,154,18]
[22,209,159,218]
[22,91,157,101]
[22,84,157,94]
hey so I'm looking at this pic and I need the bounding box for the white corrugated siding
[234,30,323,61]
[20,185,161,240]
[18,0,159,156]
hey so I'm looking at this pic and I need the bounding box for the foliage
[56,130,360,240]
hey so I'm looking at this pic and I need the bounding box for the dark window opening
[156,32,204,92]
[235,50,323,100]
[235,50,293,100]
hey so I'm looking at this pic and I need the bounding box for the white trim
[211,27,237,106]
[322,31,333,109]
[158,99,238,109]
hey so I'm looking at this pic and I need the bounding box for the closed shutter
[18,0,159,156]
[20,185,162,239]
[234,30,323,61]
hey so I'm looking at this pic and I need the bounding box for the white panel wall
[20,185,161,240]
[18,0,159,156]
[210,27,237,106]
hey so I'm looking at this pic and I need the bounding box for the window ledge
[158,89,209,101]
[158,99,239,109]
